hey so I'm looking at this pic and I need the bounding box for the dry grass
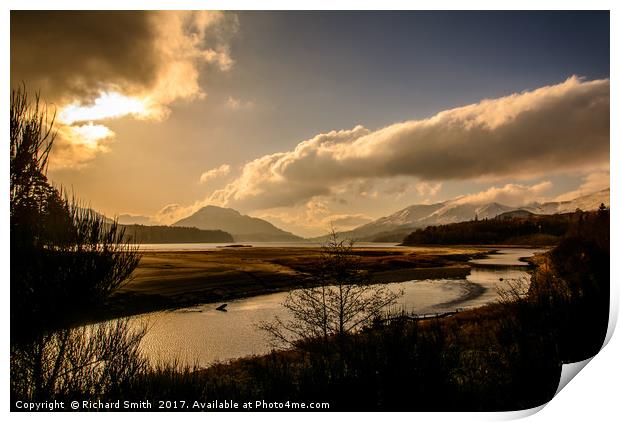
[97,246,486,321]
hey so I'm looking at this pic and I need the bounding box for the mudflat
[99,246,489,321]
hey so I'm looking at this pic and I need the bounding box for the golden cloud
[199,164,232,184]
[207,77,609,211]
[11,11,238,168]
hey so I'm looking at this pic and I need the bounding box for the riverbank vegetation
[96,246,481,322]
[10,87,145,403]
[113,207,606,411]
[258,231,403,345]
[13,208,608,410]
[10,87,609,411]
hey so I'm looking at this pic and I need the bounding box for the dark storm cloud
[11,11,159,102]
[11,11,237,168]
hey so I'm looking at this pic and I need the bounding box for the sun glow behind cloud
[69,123,115,146]
[49,122,117,169]
[50,92,149,168]
[12,11,239,169]
[59,92,151,124]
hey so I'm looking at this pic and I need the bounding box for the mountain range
[322,188,610,242]
[114,188,609,243]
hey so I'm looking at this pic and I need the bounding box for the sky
[10,11,610,237]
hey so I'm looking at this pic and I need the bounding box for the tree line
[120,224,233,243]
[400,210,605,246]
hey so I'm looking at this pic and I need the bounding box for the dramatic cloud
[555,170,610,202]
[452,181,553,207]
[11,11,159,102]
[11,11,235,106]
[208,77,609,211]
[199,164,231,184]
[50,123,116,168]
[11,11,238,168]
[58,92,150,125]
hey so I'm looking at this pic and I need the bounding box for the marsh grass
[10,87,609,411]
[11,319,147,403]
[102,212,607,411]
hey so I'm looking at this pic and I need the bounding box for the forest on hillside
[400,210,606,246]
[120,224,233,244]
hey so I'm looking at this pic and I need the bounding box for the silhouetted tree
[260,229,402,346]
[10,86,140,340]
[10,86,146,403]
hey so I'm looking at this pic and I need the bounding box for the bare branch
[259,228,402,346]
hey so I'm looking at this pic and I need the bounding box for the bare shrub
[496,277,531,306]
[11,319,147,401]
[260,230,403,346]
[10,86,141,339]
[10,86,144,402]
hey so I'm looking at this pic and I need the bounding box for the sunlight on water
[135,242,400,251]
[128,248,544,367]
[469,248,547,266]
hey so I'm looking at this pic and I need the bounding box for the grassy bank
[95,211,611,410]
[112,219,605,410]
[89,246,486,322]
[11,210,608,410]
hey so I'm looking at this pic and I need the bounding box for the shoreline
[89,265,475,325]
[83,246,491,324]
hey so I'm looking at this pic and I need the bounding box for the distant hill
[173,205,304,242]
[120,224,233,244]
[317,188,610,242]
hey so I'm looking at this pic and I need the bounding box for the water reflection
[469,248,546,266]
[132,248,544,367]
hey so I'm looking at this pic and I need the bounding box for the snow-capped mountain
[524,188,610,215]
[334,188,609,241]
[418,202,516,225]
